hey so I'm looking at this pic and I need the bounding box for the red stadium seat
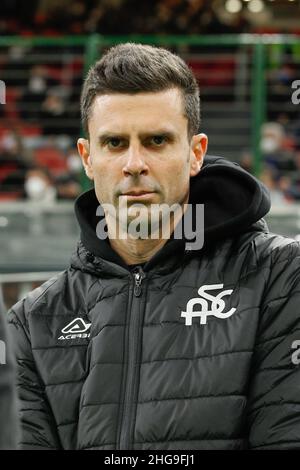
[34,146,68,175]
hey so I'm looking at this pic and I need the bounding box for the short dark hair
[80,43,200,139]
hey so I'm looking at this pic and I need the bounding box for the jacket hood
[73,156,271,271]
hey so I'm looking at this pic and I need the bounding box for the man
[0,293,18,449]
[7,43,300,450]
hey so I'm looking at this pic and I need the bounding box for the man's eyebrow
[98,130,177,143]
[139,130,177,140]
[98,133,125,144]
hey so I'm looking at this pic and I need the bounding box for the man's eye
[107,138,123,149]
[150,135,166,146]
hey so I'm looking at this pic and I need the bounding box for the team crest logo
[181,284,236,326]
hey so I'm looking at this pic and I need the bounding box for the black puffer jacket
[0,298,18,449]
[8,157,300,450]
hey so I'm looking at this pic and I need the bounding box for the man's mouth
[121,190,156,199]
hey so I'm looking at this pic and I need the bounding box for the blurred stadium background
[1,0,300,309]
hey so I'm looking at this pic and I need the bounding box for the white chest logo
[58,318,91,340]
[181,284,236,326]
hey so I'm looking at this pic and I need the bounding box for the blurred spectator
[20,66,49,122]
[260,122,297,174]
[55,174,81,199]
[24,166,56,202]
[6,46,30,88]
[260,167,294,205]
[55,147,82,199]
[0,132,31,198]
[40,90,70,136]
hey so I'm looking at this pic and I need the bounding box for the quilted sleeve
[7,301,62,450]
[246,241,300,449]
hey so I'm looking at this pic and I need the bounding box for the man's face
[78,88,207,235]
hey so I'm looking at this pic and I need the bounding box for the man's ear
[190,133,208,177]
[77,138,94,180]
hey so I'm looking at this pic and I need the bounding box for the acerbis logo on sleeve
[58,317,91,340]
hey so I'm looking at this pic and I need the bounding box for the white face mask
[260,137,279,154]
[29,76,46,93]
[25,176,48,200]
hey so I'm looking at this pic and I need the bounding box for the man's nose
[122,145,148,176]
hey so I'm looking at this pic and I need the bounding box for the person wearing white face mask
[260,122,296,173]
[24,167,56,203]
[260,122,284,154]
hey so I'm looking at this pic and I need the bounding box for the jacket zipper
[118,266,146,450]
[133,269,144,297]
